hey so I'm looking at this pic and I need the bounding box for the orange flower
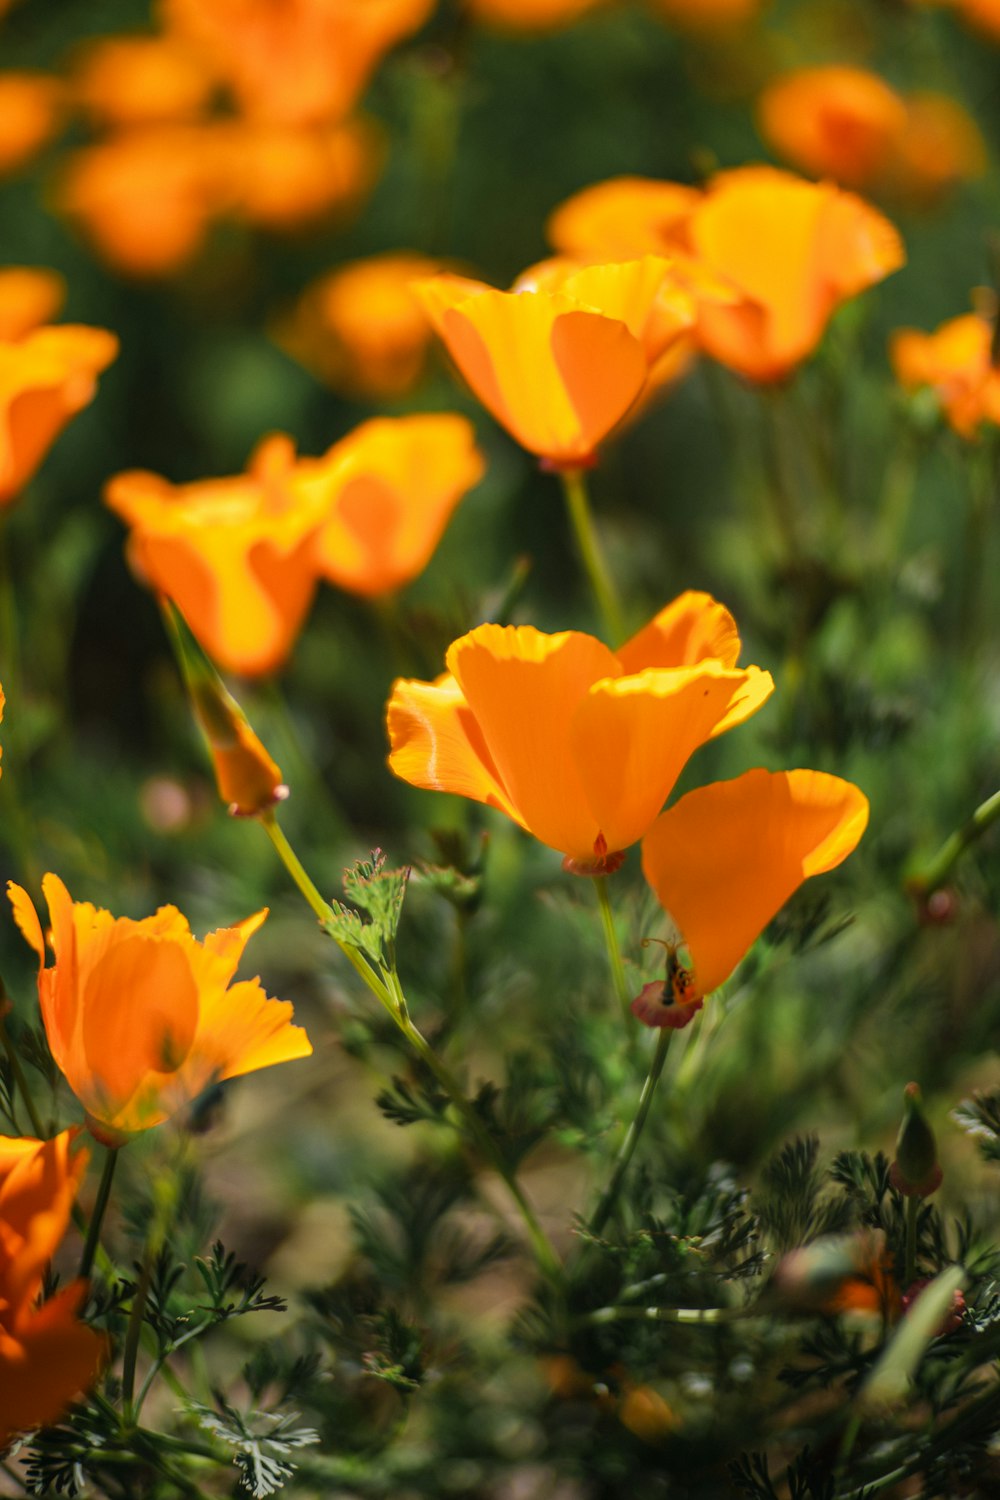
[0,324,119,506]
[57,127,224,277]
[105,434,330,677]
[756,66,908,190]
[70,33,214,128]
[0,73,64,177]
[0,1130,105,1444]
[8,875,313,1140]
[162,0,433,126]
[889,92,987,206]
[216,117,382,231]
[467,0,607,30]
[637,768,868,1020]
[387,591,774,870]
[310,414,485,597]
[276,251,444,398]
[0,267,65,342]
[951,0,1000,40]
[415,259,696,465]
[680,165,904,382]
[890,305,1000,437]
[546,176,702,261]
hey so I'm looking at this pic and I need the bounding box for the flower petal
[386,672,522,823]
[616,590,742,673]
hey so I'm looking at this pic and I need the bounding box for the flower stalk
[558,466,625,645]
[79,1145,119,1281]
[587,1027,672,1240]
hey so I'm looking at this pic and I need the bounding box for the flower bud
[889,1082,942,1197]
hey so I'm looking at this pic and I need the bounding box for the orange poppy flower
[0,324,119,506]
[637,767,868,1021]
[216,116,382,231]
[0,1130,105,1444]
[161,0,433,126]
[889,92,987,207]
[0,267,65,342]
[546,176,701,261]
[756,66,908,190]
[8,874,313,1141]
[310,414,485,597]
[467,0,607,29]
[890,306,1000,437]
[276,251,444,398]
[951,0,1000,40]
[70,33,214,128]
[415,259,692,466]
[0,73,64,177]
[387,591,774,871]
[105,434,329,677]
[680,165,904,382]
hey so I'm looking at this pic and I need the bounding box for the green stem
[122,1247,156,1424]
[588,1028,672,1239]
[558,467,625,645]
[580,1302,740,1328]
[904,1195,918,1286]
[594,876,631,1026]
[79,1145,119,1281]
[908,786,1000,895]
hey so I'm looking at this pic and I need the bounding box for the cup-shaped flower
[105,434,330,676]
[0,324,119,505]
[309,414,485,597]
[387,591,774,870]
[0,72,64,177]
[681,166,904,382]
[8,875,313,1141]
[0,267,65,342]
[637,768,869,1022]
[0,1130,105,1443]
[890,305,1000,438]
[415,258,697,466]
[546,176,701,260]
[214,117,382,231]
[756,66,908,190]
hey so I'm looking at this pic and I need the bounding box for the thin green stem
[558,467,625,645]
[580,1302,741,1328]
[908,786,1000,895]
[588,1028,672,1240]
[79,1145,119,1281]
[904,1195,918,1287]
[122,1247,156,1424]
[594,876,631,1026]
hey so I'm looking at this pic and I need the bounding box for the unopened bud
[889,1082,942,1197]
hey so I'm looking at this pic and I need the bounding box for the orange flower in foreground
[416,259,695,466]
[636,768,868,1021]
[387,591,774,871]
[0,73,64,176]
[70,33,214,128]
[0,324,119,505]
[311,414,485,597]
[105,435,329,676]
[681,166,904,382]
[277,251,444,398]
[756,66,908,190]
[890,306,1000,437]
[0,267,65,341]
[8,875,312,1141]
[546,176,701,260]
[467,0,606,30]
[0,1131,105,1443]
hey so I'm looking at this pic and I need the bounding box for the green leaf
[858,1264,966,1413]
[324,849,409,964]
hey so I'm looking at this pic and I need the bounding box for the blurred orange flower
[546,176,701,260]
[387,591,774,870]
[638,768,868,1019]
[0,73,64,176]
[216,117,382,231]
[680,165,904,382]
[416,259,696,465]
[70,33,214,129]
[162,0,433,126]
[311,414,485,597]
[8,874,313,1141]
[277,251,444,398]
[467,0,606,30]
[106,434,329,677]
[0,1131,105,1444]
[0,267,65,341]
[756,66,908,190]
[890,305,1000,437]
[0,323,119,505]
[950,0,1000,39]
[890,92,987,206]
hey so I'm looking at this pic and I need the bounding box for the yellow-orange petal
[386,672,522,824]
[447,624,621,856]
[8,879,44,963]
[192,976,312,1083]
[546,176,700,260]
[641,768,869,999]
[0,73,64,177]
[616,590,742,673]
[0,1284,104,1444]
[756,66,908,190]
[527,256,695,363]
[572,663,773,856]
[0,268,65,342]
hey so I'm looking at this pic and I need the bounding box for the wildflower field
[4,0,1000,1495]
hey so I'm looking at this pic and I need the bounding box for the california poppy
[0,267,65,342]
[215,116,382,231]
[105,434,329,677]
[387,591,774,871]
[889,92,986,207]
[890,304,1000,437]
[70,33,214,129]
[546,176,701,261]
[0,72,64,177]
[756,66,908,191]
[0,1130,105,1444]
[636,767,868,1022]
[8,874,313,1141]
[311,414,485,597]
[0,323,119,505]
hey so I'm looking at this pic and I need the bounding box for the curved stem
[580,1302,741,1328]
[594,876,631,1026]
[79,1145,119,1281]
[558,467,625,645]
[588,1028,672,1240]
[908,786,1000,896]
